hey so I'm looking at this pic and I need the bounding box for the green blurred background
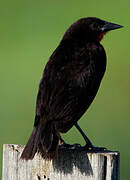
[0,0,129,179]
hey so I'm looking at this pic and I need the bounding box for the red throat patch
[97,32,106,42]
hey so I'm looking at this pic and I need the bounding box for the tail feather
[21,121,59,160]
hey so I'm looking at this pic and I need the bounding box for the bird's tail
[21,121,59,160]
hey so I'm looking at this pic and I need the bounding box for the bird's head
[62,17,123,44]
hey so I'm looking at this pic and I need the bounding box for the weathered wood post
[2,144,120,180]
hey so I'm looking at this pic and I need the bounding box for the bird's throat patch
[97,32,106,42]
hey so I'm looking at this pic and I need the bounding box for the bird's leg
[75,122,106,151]
[75,122,93,148]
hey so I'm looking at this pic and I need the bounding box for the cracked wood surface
[2,144,120,180]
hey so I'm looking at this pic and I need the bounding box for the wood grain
[2,144,120,180]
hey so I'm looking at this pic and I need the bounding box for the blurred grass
[0,0,129,179]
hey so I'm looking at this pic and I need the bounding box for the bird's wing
[34,44,106,131]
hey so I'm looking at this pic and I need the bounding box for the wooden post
[2,144,120,180]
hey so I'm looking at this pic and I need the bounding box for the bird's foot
[59,142,81,150]
[59,143,106,152]
[84,145,107,151]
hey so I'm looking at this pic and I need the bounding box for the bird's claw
[59,143,81,149]
[85,145,107,151]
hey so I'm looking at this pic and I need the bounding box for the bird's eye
[91,23,99,30]
[94,23,98,28]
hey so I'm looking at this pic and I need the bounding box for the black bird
[21,17,123,160]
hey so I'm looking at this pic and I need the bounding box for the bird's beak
[101,21,123,32]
